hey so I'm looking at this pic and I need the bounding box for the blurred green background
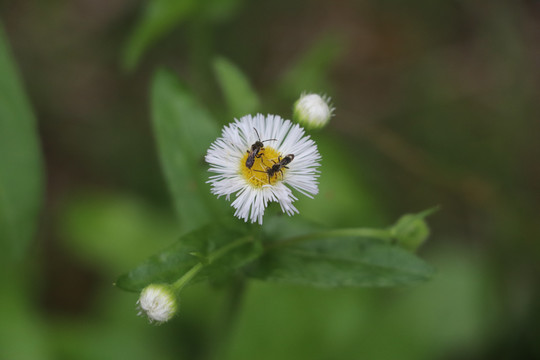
[1,0,539,359]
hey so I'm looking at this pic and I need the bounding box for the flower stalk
[172,235,254,292]
[138,235,253,323]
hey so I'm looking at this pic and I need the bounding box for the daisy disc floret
[137,284,178,324]
[293,93,335,129]
[205,114,321,224]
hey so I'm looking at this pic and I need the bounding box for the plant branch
[172,236,253,292]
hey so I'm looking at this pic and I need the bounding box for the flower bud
[390,207,439,251]
[392,214,429,251]
[293,93,334,129]
[137,284,178,324]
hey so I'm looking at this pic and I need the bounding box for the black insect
[255,154,295,184]
[245,128,276,169]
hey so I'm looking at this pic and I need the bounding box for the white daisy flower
[137,284,178,324]
[205,114,321,224]
[293,93,335,129]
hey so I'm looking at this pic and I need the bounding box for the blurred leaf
[213,56,260,117]
[349,245,492,360]
[122,0,243,71]
[250,237,433,287]
[225,283,368,360]
[0,25,44,261]
[151,68,225,232]
[276,34,343,100]
[122,0,197,71]
[390,207,438,251]
[0,271,49,360]
[116,220,262,292]
[57,192,180,273]
[228,244,491,360]
[195,0,243,22]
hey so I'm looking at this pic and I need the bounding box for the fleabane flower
[137,284,178,324]
[205,114,321,224]
[293,93,334,129]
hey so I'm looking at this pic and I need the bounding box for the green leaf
[249,237,434,287]
[390,207,439,251]
[122,0,198,71]
[122,0,243,71]
[116,220,262,292]
[0,24,44,261]
[0,271,48,360]
[151,68,225,232]
[213,57,260,117]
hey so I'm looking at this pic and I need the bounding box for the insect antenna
[253,127,261,142]
[253,127,277,143]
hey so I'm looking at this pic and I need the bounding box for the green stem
[266,227,393,251]
[172,262,204,293]
[207,277,247,360]
[172,236,253,293]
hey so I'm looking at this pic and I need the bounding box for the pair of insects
[245,128,294,183]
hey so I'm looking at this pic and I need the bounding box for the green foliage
[122,27,436,334]
[112,68,437,329]
[117,209,435,292]
[122,0,198,71]
[213,57,260,118]
[0,272,48,360]
[3,0,537,358]
[122,0,243,71]
[250,237,433,287]
[0,25,44,261]
[116,220,262,292]
[151,69,227,232]
[226,246,491,360]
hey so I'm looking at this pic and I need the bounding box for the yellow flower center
[240,146,284,187]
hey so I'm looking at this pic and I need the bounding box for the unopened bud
[390,207,438,251]
[137,284,178,324]
[392,215,429,251]
[293,93,334,129]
